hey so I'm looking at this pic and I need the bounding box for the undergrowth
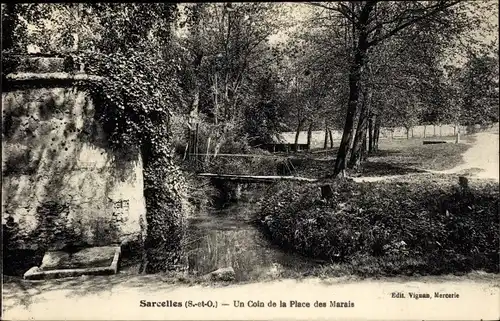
[260,175,499,276]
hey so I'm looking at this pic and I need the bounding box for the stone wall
[2,58,147,251]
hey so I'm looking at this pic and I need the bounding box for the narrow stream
[4,186,319,281]
[184,188,319,282]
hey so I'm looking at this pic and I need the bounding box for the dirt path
[353,131,499,183]
[438,132,499,180]
[2,273,499,320]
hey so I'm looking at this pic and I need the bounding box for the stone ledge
[23,245,121,280]
[6,72,104,82]
[3,72,105,91]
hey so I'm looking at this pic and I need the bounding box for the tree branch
[305,2,356,25]
[368,0,462,47]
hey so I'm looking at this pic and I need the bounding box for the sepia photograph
[1,1,499,320]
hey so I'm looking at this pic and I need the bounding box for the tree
[178,3,288,153]
[283,12,350,152]
[308,0,490,177]
[1,4,55,53]
[458,52,499,125]
[244,73,288,145]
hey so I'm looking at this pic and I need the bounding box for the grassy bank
[259,175,499,277]
[368,136,474,172]
[290,136,474,179]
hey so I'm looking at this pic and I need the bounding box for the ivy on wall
[76,50,189,273]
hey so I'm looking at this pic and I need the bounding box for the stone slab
[24,246,121,280]
[40,246,118,270]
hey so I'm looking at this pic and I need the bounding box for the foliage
[301,1,496,175]
[458,53,499,125]
[178,3,290,147]
[1,3,53,52]
[243,74,290,145]
[73,4,188,272]
[284,9,350,131]
[80,50,184,151]
[1,3,192,273]
[260,176,499,275]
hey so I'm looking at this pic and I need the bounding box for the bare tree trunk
[183,143,189,161]
[423,124,427,138]
[323,120,329,149]
[368,114,374,153]
[194,123,199,165]
[329,129,334,148]
[213,140,223,159]
[187,129,193,160]
[213,130,227,160]
[191,86,200,116]
[348,111,369,168]
[406,127,410,140]
[294,118,306,152]
[307,121,313,150]
[373,118,381,152]
[348,89,371,169]
[334,52,368,176]
[213,72,219,125]
[361,131,368,161]
[333,2,375,178]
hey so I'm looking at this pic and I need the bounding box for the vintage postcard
[2,2,499,320]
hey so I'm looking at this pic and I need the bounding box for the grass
[180,134,473,179]
[259,174,499,277]
[370,135,475,171]
[289,135,474,178]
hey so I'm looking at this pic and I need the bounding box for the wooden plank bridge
[189,150,336,158]
[197,173,318,184]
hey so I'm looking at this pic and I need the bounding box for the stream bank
[184,185,319,282]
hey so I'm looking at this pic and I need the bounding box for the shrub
[260,176,499,275]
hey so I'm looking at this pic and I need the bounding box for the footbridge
[197,173,318,184]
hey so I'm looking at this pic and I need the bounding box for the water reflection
[185,198,318,282]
